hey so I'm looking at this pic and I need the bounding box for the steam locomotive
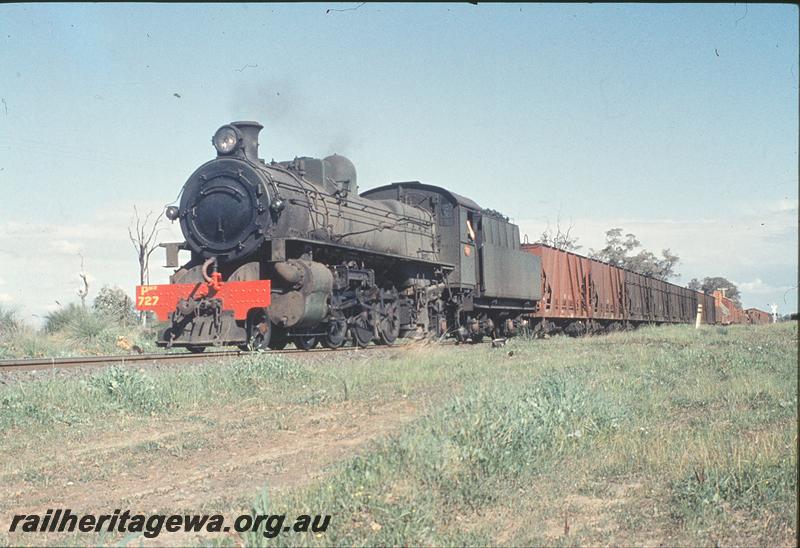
[136,121,541,351]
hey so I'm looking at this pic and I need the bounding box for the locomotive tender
[137,121,764,351]
[137,121,541,351]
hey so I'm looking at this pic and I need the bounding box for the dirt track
[1,396,419,545]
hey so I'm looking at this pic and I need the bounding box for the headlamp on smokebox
[212,125,241,155]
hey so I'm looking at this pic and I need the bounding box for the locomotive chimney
[231,121,263,162]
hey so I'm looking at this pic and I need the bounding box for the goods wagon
[520,244,716,334]
[713,290,747,325]
[745,308,772,325]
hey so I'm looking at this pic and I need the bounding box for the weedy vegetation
[0,287,161,359]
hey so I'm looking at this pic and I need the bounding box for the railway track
[0,345,388,373]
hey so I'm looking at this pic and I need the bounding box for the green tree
[686,276,741,306]
[589,228,680,280]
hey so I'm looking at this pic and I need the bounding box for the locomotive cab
[361,182,540,341]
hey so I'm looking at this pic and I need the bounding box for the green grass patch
[0,353,317,429]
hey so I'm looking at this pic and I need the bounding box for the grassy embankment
[0,323,796,546]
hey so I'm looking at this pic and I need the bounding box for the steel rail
[0,345,389,373]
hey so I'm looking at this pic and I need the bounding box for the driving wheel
[378,301,400,345]
[351,311,374,347]
[322,318,348,349]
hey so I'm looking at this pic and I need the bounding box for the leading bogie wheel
[294,335,318,350]
[245,308,272,351]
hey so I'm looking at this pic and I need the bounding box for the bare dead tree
[536,218,581,252]
[128,206,164,326]
[128,205,165,286]
[77,253,89,309]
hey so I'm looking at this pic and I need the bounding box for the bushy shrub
[0,305,21,337]
[43,302,119,348]
[64,310,114,345]
[93,286,136,326]
[43,303,85,334]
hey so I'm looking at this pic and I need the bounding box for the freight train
[135,121,769,351]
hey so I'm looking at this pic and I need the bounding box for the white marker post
[695,303,703,329]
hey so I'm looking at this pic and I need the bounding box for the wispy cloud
[733,278,793,297]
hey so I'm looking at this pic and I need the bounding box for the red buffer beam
[136,280,271,321]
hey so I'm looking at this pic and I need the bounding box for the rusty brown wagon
[520,243,717,334]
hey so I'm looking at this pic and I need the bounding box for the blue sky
[0,3,797,323]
